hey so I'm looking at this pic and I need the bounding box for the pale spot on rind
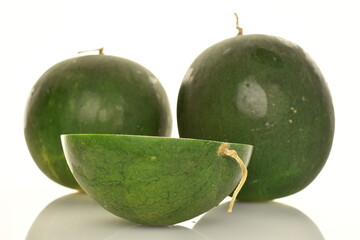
[98,109,107,122]
[155,92,162,100]
[290,107,298,114]
[115,105,123,111]
[222,48,232,56]
[183,67,194,84]
[236,76,268,118]
[265,122,274,128]
[79,92,100,120]
[148,75,159,85]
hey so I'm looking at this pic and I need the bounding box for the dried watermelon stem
[218,143,248,213]
[234,13,243,36]
[78,47,104,55]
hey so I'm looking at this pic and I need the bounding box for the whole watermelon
[25,53,172,189]
[177,34,335,201]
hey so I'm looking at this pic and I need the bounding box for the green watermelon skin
[61,134,252,225]
[25,54,172,189]
[177,34,335,201]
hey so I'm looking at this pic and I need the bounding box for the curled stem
[218,143,248,213]
[234,13,243,36]
[78,47,104,55]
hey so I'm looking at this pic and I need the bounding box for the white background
[1,0,359,239]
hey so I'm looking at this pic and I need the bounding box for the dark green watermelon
[177,34,335,201]
[25,54,172,189]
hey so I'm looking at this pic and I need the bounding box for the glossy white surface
[1,0,360,239]
[25,193,206,240]
[25,193,326,240]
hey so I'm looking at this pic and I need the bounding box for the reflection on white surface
[194,201,324,240]
[103,225,208,240]
[26,193,324,240]
[26,193,208,240]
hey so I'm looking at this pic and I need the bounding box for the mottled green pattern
[177,34,335,201]
[61,134,252,225]
[24,55,172,189]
